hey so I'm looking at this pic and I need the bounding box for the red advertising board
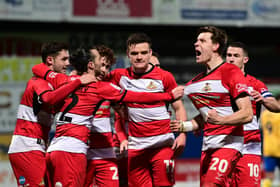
[175,159,200,182]
[73,0,152,17]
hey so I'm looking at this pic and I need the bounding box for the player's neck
[206,56,224,73]
[132,63,152,74]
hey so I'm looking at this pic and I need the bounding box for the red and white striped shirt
[108,66,177,150]
[31,63,175,154]
[8,75,81,154]
[87,101,116,160]
[184,62,249,152]
[242,74,272,155]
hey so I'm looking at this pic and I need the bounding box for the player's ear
[45,55,54,66]
[212,43,219,52]
[244,56,249,64]
[88,61,95,71]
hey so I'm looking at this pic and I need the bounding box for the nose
[194,41,199,47]
[136,53,142,60]
[227,58,234,63]
[65,59,70,66]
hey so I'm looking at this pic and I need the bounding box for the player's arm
[112,105,128,143]
[251,90,280,112]
[263,97,280,112]
[32,63,96,89]
[32,63,69,89]
[38,79,82,105]
[170,99,187,157]
[170,114,203,132]
[123,86,184,103]
[113,110,128,153]
[100,83,184,103]
[207,93,253,126]
[206,65,253,126]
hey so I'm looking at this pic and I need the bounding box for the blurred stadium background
[1,0,280,186]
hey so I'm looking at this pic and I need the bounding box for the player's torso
[242,75,262,155]
[185,63,244,151]
[112,68,172,137]
[109,68,175,149]
[15,78,53,140]
[88,101,116,159]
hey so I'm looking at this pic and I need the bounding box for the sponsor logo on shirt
[236,83,248,93]
[48,72,57,78]
[146,81,157,90]
[192,95,210,105]
[96,111,103,115]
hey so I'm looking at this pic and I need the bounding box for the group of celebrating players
[8,26,280,187]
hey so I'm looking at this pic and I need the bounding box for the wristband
[179,121,193,132]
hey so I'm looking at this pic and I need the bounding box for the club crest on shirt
[146,81,157,90]
[202,82,211,92]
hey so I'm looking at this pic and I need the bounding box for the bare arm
[251,90,280,112]
[207,94,253,126]
[170,114,203,132]
[171,99,187,157]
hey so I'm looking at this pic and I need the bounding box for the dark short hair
[70,48,93,75]
[89,45,116,65]
[197,26,228,56]
[41,41,68,63]
[126,33,152,49]
[227,41,249,57]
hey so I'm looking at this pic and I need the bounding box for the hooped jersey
[9,73,81,154]
[13,77,54,143]
[242,74,272,155]
[107,65,177,150]
[31,63,175,153]
[88,101,116,160]
[184,62,249,152]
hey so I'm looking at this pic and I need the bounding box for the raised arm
[39,79,81,105]
[122,85,184,103]
[32,63,69,89]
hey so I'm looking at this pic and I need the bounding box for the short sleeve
[222,65,249,99]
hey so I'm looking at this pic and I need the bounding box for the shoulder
[221,62,241,72]
[31,77,54,90]
[111,68,128,74]
[31,76,48,84]
[246,74,267,88]
[106,68,128,80]
[246,74,258,82]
